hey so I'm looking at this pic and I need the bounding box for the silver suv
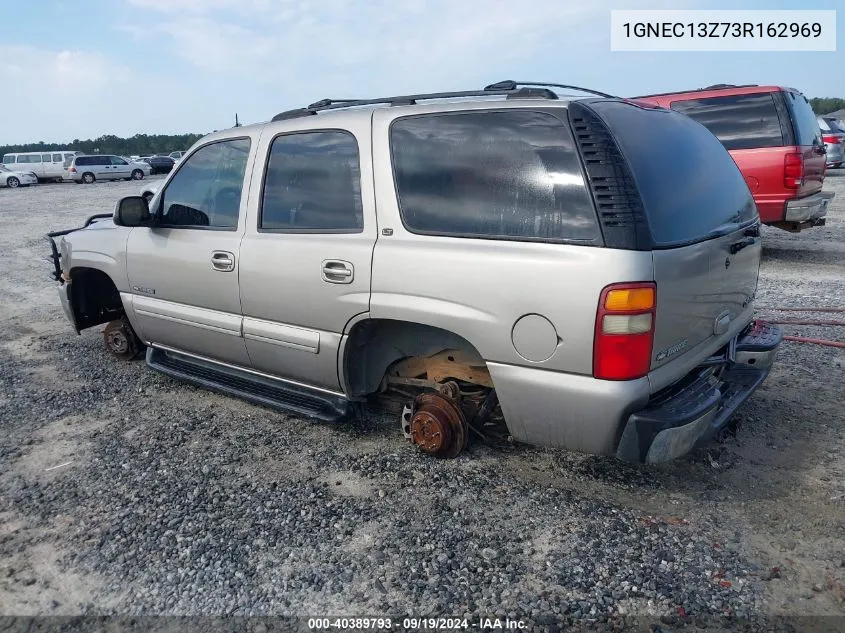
[65,154,148,184]
[47,81,781,464]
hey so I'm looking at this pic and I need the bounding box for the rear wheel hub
[409,392,468,459]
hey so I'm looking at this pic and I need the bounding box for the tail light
[822,134,842,145]
[784,153,803,189]
[69,167,76,173]
[593,282,656,381]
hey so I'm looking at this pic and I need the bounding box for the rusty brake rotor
[409,391,468,459]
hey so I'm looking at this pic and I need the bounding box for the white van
[2,151,78,182]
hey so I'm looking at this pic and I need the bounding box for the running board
[146,347,353,423]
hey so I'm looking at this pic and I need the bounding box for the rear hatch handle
[730,223,761,254]
[730,237,757,254]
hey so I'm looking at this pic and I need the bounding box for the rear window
[826,119,845,133]
[670,93,784,150]
[588,101,757,247]
[785,92,822,146]
[390,110,600,243]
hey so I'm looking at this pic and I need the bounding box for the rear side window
[670,93,784,150]
[18,155,41,164]
[390,110,600,243]
[41,153,51,162]
[52,153,62,162]
[587,101,757,247]
[260,131,363,232]
[785,91,822,146]
[2,155,14,164]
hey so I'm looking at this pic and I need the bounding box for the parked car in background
[145,155,176,175]
[634,84,833,232]
[47,81,782,464]
[65,154,149,184]
[3,151,78,182]
[121,157,153,178]
[818,117,844,169]
[0,164,38,188]
[168,151,187,161]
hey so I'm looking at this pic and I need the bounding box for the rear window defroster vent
[568,102,648,250]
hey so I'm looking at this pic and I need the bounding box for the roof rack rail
[271,85,559,122]
[702,83,759,90]
[484,80,617,99]
[631,84,760,99]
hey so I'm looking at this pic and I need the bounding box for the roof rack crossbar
[272,86,560,122]
[484,80,617,99]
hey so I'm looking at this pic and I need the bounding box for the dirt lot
[1,175,844,631]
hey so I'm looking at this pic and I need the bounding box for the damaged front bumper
[45,212,113,282]
[616,320,782,464]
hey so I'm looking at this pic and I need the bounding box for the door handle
[321,259,354,284]
[211,250,235,272]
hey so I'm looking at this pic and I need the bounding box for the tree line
[2,101,843,156]
[0,133,205,157]
[810,98,845,115]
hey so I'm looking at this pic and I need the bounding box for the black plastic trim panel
[567,101,649,250]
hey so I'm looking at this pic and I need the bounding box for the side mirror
[114,196,151,227]
[141,185,158,204]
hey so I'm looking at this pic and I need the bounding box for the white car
[121,157,153,178]
[0,165,38,188]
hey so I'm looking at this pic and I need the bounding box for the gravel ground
[0,175,844,632]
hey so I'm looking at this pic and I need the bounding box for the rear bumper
[784,191,834,223]
[616,321,782,464]
[825,144,844,166]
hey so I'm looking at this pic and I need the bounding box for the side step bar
[146,347,353,423]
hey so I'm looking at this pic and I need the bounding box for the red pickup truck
[634,84,833,233]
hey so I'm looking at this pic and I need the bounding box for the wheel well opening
[69,268,124,331]
[343,319,491,397]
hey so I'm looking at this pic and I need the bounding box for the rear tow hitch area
[617,320,782,464]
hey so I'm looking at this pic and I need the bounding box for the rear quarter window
[2,155,14,164]
[390,110,600,243]
[670,93,784,150]
[586,101,757,247]
[785,91,822,146]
